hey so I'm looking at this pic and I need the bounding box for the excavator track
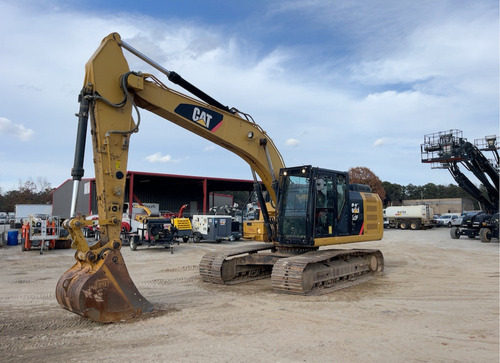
[200,245,384,295]
[271,249,384,295]
[199,243,276,284]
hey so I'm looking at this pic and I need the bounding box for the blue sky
[0,0,498,193]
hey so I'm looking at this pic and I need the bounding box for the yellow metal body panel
[173,218,192,231]
[313,192,384,247]
[243,220,268,241]
[243,202,275,241]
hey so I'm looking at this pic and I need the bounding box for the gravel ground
[0,228,498,363]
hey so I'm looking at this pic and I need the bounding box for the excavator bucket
[56,249,153,322]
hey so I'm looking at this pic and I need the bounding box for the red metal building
[52,171,254,218]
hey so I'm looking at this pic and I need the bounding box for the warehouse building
[52,171,254,218]
[403,198,475,215]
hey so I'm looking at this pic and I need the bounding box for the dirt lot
[0,228,498,363]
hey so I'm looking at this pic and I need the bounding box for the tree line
[348,166,479,207]
[0,178,53,212]
[381,181,475,205]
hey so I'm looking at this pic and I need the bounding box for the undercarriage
[199,244,384,295]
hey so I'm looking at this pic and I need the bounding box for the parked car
[435,214,459,227]
[451,213,466,226]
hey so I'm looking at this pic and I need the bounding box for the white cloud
[204,145,216,151]
[0,117,34,141]
[352,11,498,94]
[285,138,300,147]
[373,138,387,147]
[144,152,185,163]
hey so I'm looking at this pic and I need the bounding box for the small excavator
[56,33,384,322]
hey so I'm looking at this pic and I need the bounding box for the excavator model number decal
[174,104,223,132]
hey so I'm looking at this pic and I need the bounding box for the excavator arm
[57,33,284,322]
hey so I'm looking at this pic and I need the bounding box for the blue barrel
[7,230,19,246]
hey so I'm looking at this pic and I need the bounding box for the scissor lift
[21,215,71,254]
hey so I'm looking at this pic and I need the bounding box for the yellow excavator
[56,33,384,323]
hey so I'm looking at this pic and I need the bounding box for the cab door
[313,171,351,237]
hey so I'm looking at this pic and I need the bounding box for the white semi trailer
[384,205,436,230]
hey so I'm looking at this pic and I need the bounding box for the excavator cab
[276,166,379,247]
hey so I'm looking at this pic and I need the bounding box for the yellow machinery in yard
[125,203,192,251]
[242,202,275,242]
[56,33,384,322]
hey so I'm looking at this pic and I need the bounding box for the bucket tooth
[56,249,153,322]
